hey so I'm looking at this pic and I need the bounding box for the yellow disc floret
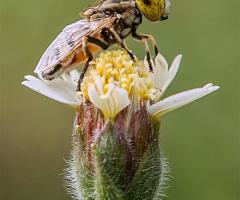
[81,50,156,103]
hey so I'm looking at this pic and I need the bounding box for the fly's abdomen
[40,42,103,81]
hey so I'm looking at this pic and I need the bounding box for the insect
[34,0,171,91]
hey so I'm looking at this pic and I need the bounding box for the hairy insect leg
[144,39,153,72]
[132,32,160,72]
[109,27,135,61]
[77,36,110,91]
[132,32,159,56]
[77,58,92,91]
[77,37,93,91]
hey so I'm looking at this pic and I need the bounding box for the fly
[34,0,171,91]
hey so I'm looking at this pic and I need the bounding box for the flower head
[22,50,219,199]
[22,50,219,121]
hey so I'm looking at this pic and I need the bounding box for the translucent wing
[34,16,116,73]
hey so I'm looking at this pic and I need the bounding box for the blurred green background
[0,0,239,199]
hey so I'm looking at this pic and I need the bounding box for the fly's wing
[34,16,116,73]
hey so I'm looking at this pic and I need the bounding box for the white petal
[88,78,130,119]
[22,75,81,106]
[147,83,220,119]
[161,54,182,94]
[95,76,104,95]
[153,53,169,89]
[69,69,80,83]
[60,73,72,83]
[61,69,80,86]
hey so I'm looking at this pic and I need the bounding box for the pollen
[81,50,156,102]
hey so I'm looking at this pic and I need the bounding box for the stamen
[81,50,157,103]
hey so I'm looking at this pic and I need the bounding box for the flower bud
[67,101,167,199]
[66,50,170,199]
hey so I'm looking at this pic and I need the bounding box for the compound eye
[135,0,165,21]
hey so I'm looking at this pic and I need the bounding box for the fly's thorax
[82,0,136,17]
[82,0,142,45]
[110,7,141,39]
[82,0,142,36]
[94,0,136,12]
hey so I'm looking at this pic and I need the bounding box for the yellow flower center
[81,50,156,102]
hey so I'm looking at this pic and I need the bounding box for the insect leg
[109,27,135,61]
[132,32,159,56]
[77,36,109,91]
[132,32,160,72]
[131,33,154,72]
[77,37,94,91]
[144,39,153,72]
[77,58,92,91]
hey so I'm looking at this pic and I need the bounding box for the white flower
[22,50,219,120]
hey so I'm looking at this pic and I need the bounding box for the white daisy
[22,50,219,120]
